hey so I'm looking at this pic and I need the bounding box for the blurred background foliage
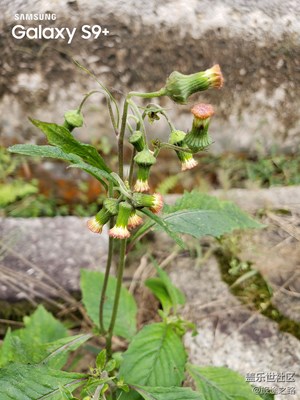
[1,143,299,218]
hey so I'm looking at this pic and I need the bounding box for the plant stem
[107,88,165,353]
[127,99,146,134]
[78,90,101,112]
[99,181,115,334]
[106,239,127,357]
[157,142,202,153]
[128,148,136,189]
[99,231,114,334]
[118,89,166,178]
[128,99,148,148]
[129,88,167,99]
[107,99,119,136]
[118,96,130,179]
[160,109,175,131]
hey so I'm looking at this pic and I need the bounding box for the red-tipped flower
[191,103,215,120]
[134,179,150,193]
[180,155,198,171]
[87,216,104,234]
[109,226,130,239]
[132,192,164,214]
[109,201,132,239]
[128,212,143,230]
[87,200,118,234]
[164,64,224,104]
[149,193,164,214]
[184,103,215,152]
[203,64,224,89]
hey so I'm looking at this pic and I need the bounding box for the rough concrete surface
[170,258,300,400]
[0,217,108,301]
[0,1,299,153]
[239,210,300,323]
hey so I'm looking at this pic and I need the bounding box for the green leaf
[163,209,260,239]
[19,305,68,343]
[106,359,116,372]
[119,322,186,400]
[0,363,86,400]
[0,329,14,367]
[156,267,185,309]
[145,278,173,314]
[145,266,185,314]
[80,270,137,340]
[8,144,111,189]
[0,333,90,369]
[187,364,262,400]
[164,191,263,238]
[39,334,92,369]
[8,144,82,163]
[254,389,275,400]
[134,191,263,242]
[141,208,185,249]
[0,181,37,207]
[96,349,107,371]
[29,119,111,172]
[131,385,203,400]
[67,162,116,184]
[0,305,69,367]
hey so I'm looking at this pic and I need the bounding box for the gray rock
[0,217,108,301]
[211,186,300,212]
[170,257,300,400]
[0,0,299,153]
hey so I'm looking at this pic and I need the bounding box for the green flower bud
[164,64,223,104]
[134,149,156,192]
[169,130,198,171]
[87,198,118,234]
[63,109,84,131]
[169,130,186,145]
[184,103,214,152]
[129,130,146,152]
[134,149,156,166]
[132,193,164,214]
[109,201,133,239]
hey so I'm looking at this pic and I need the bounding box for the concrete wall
[1,0,299,154]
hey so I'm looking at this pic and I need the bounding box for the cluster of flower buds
[87,64,224,239]
[133,149,156,192]
[169,130,198,171]
[184,103,215,152]
[164,64,223,104]
[87,193,164,239]
[87,198,119,234]
[63,109,84,131]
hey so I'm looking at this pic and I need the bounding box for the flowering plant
[3,62,263,400]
